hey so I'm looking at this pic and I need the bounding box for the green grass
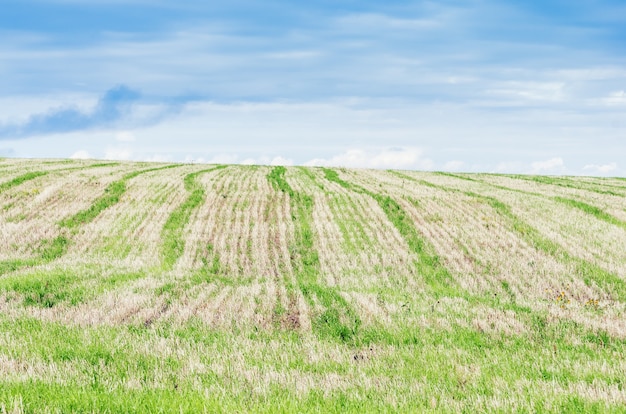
[37,235,69,262]
[0,265,145,308]
[0,235,69,276]
[0,269,87,307]
[0,171,47,191]
[470,192,626,301]
[443,173,626,228]
[1,161,626,412]
[1,315,624,412]
[59,180,128,228]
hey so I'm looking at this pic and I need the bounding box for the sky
[1,0,625,175]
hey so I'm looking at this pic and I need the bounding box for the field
[0,158,625,412]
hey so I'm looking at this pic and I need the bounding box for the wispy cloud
[0,85,140,139]
[0,147,15,156]
[1,1,625,175]
[70,150,91,159]
[305,147,433,170]
[602,90,626,106]
[115,131,136,142]
[530,157,565,174]
[583,162,618,174]
[443,160,465,171]
[104,146,133,160]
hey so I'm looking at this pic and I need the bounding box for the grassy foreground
[0,158,625,412]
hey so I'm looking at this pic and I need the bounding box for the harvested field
[0,159,625,412]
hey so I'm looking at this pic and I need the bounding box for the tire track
[268,166,361,342]
[403,172,626,302]
[160,166,227,271]
[321,168,459,298]
[0,163,183,309]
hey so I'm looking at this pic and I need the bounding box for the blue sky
[1,0,625,175]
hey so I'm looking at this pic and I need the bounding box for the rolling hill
[1,158,625,412]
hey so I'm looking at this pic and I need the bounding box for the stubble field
[0,158,625,412]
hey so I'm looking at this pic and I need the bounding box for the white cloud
[583,162,617,174]
[142,154,170,162]
[265,50,322,60]
[336,13,441,31]
[104,147,132,160]
[70,150,91,159]
[0,147,16,156]
[443,160,464,171]
[270,156,293,166]
[181,153,293,166]
[493,161,525,174]
[603,90,626,106]
[115,131,136,142]
[2,97,625,177]
[305,147,433,170]
[530,157,565,174]
[206,154,239,164]
[183,155,205,164]
[486,81,566,103]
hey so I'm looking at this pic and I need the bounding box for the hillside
[1,158,625,412]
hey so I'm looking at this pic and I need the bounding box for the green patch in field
[1,310,625,412]
[0,269,86,307]
[0,171,47,192]
[0,235,69,276]
[554,196,626,230]
[84,162,121,169]
[0,382,219,414]
[191,243,247,286]
[97,271,146,292]
[1,201,15,211]
[37,235,69,261]
[201,243,222,275]
[4,212,27,222]
[328,195,368,253]
[298,166,325,190]
[0,259,36,276]
[59,180,127,228]
[512,173,626,197]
